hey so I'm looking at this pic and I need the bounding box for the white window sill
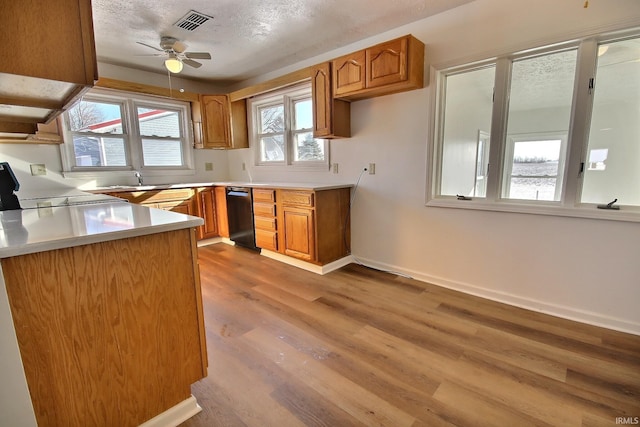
[426,198,640,223]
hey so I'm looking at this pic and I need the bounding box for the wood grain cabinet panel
[0,0,97,136]
[198,95,248,149]
[330,35,424,101]
[281,206,315,261]
[1,229,207,427]
[253,189,278,252]
[332,50,366,96]
[311,62,351,139]
[366,37,408,88]
[214,186,230,238]
[196,187,218,239]
[274,187,351,265]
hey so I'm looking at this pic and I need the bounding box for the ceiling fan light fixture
[165,57,183,73]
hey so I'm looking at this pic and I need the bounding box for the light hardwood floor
[182,244,640,427]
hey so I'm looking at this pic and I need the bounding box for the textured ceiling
[92,0,474,84]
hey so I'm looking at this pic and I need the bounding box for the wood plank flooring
[181,244,640,427]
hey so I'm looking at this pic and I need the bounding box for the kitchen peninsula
[0,198,207,427]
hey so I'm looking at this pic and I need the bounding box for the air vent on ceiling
[174,10,213,32]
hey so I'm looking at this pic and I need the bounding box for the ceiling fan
[137,36,211,74]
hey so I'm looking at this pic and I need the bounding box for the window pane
[294,99,313,130]
[581,37,640,206]
[260,135,285,162]
[142,139,183,166]
[137,107,181,138]
[259,105,284,133]
[503,50,576,201]
[506,139,562,201]
[73,135,126,166]
[440,66,495,197]
[68,100,123,132]
[294,132,325,162]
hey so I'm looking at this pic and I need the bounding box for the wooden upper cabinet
[311,63,350,139]
[198,95,248,149]
[0,0,97,136]
[200,95,230,148]
[331,35,425,101]
[332,50,366,97]
[366,37,408,88]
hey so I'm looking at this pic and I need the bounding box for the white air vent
[174,10,213,32]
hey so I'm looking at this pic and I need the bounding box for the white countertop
[0,202,203,258]
[91,181,353,192]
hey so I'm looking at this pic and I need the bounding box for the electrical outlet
[332,163,339,174]
[242,162,246,171]
[368,163,376,175]
[204,162,213,171]
[30,164,47,176]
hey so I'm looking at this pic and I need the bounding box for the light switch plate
[204,162,213,171]
[30,164,47,176]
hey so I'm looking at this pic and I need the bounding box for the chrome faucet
[134,171,143,186]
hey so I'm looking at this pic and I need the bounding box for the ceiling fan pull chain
[167,68,173,98]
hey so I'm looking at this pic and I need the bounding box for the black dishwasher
[225,187,259,251]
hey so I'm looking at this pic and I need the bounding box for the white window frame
[427,29,640,223]
[501,131,568,202]
[248,83,329,170]
[60,88,195,178]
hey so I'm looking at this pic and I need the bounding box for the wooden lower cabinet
[214,186,230,238]
[1,228,207,427]
[196,187,218,239]
[253,188,278,252]
[281,205,315,261]
[105,187,228,241]
[253,187,351,265]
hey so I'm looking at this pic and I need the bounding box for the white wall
[229,0,640,334]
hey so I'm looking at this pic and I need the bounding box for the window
[249,84,328,168]
[430,30,640,220]
[61,88,193,174]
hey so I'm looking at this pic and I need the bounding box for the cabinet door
[197,188,218,239]
[214,187,230,238]
[201,95,231,149]
[366,37,408,88]
[312,63,332,137]
[332,50,366,96]
[281,206,315,262]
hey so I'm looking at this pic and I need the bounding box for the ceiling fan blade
[136,41,163,52]
[183,59,203,68]
[185,52,211,60]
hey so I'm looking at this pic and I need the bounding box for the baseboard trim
[353,255,640,336]
[260,250,354,275]
[138,395,202,427]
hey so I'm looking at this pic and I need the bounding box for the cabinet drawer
[254,216,276,232]
[255,229,278,251]
[280,190,314,207]
[253,188,276,203]
[253,202,276,217]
